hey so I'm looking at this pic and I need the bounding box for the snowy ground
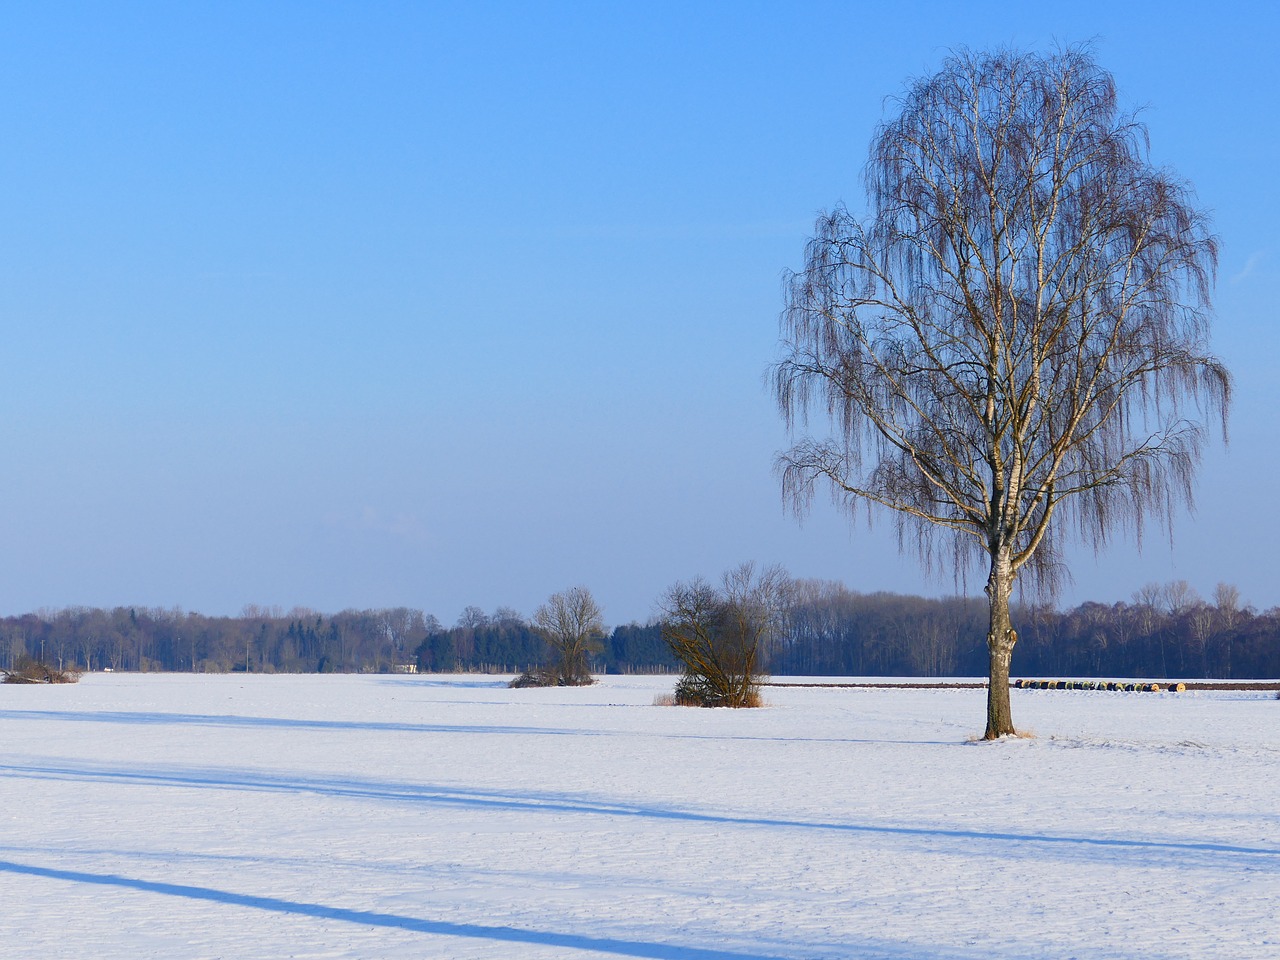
[1,673,1276,959]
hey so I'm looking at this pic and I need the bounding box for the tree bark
[984,549,1018,739]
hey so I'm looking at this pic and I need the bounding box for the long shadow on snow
[0,858,788,960]
[0,709,575,737]
[0,842,718,894]
[4,759,1276,867]
[0,708,946,745]
[1,857,1018,960]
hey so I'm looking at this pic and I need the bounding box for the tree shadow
[0,708,948,746]
[0,857,791,960]
[4,759,1276,869]
[0,708,577,737]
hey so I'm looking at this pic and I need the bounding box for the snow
[1,673,1276,959]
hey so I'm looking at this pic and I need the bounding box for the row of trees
[3,578,1275,680]
[769,579,1277,680]
[0,606,439,675]
[0,603,675,677]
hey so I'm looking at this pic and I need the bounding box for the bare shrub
[508,668,560,688]
[3,657,82,684]
[660,563,788,708]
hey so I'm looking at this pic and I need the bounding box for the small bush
[659,563,784,708]
[3,657,81,684]
[508,668,559,688]
[673,675,704,706]
[508,668,596,688]
[672,673,762,708]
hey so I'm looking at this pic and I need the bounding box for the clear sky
[1,1,1276,626]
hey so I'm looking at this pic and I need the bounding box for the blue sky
[1,2,1276,626]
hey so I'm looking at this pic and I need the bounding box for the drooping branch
[774,46,1228,737]
[775,46,1228,599]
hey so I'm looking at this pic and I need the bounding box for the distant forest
[1,580,1275,679]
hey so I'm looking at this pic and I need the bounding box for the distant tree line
[768,580,1275,679]
[0,579,1274,679]
[0,604,677,677]
[0,606,439,675]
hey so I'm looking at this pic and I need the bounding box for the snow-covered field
[1,673,1276,959]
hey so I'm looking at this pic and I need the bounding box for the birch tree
[774,47,1229,738]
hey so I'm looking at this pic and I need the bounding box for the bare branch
[773,46,1229,737]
